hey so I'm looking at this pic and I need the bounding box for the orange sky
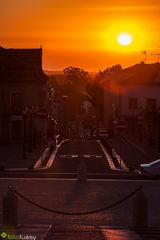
[1,0,160,71]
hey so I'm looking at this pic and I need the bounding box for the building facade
[0,46,48,144]
[104,63,160,140]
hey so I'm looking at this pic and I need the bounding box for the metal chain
[9,185,141,216]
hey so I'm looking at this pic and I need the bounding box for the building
[0,46,48,144]
[104,63,160,138]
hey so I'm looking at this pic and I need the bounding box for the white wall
[121,85,160,115]
[104,82,160,128]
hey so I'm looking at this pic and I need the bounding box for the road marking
[95,155,103,158]
[4,168,28,171]
[34,147,49,169]
[98,139,132,171]
[59,154,79,158]
[96,140,117,170]
[58,154,103,158]
[59,154,67,157]
[34,139,69,170]
[71,155,78,158]
[83,154,91,158]
[112,149,128,171]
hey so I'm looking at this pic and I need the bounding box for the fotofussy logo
[0,232,37,240]
[1,232,7,238]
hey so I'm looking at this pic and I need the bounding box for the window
[147,98,157,112]
[11,92,22,110]
[11,120,22,142]
[128,98,138,109]
[0,91,5,110]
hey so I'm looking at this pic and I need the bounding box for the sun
[101,21,148,53]
[117,33,132,46]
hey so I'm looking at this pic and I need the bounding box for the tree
[62,66,89,121]
[63,66,89,91]
[99,64,122,76]
[109,64,122,72]
[86,78,104,123]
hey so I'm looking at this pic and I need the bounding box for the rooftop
[106,63,160,85]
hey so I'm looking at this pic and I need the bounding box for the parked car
[139,159,160,177]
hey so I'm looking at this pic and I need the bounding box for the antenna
[150,53,160,63]
[142,51,147,63]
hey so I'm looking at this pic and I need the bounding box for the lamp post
[157,107,160,152]
[25,106,34,153]
[22,106,38,158]
[50,88,55,114]
[62,95,68,137]
[117,119,126,168]
[32,106,38,148]
[22,107,28,159]
[138,107,144,142]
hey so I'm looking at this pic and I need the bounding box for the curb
[100,138,129,171]
[97,140,117,170]
[33,147,50,169]
[111,148,128,171]
[33,139,69,170]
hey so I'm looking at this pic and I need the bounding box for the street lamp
[22,106,38,158]
[117,119,126,168]
[157,106,160,152]
[32,106,38,148]
[22,107,28,159]
[137,107,144,142]
[62,95,68,137]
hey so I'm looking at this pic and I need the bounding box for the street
[50,139,111,173]
[0,138,159,180]
[0,138,160,239]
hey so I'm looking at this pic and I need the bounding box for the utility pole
[141,51,160,63]
[142,51,147,63]
[150,53,160,63]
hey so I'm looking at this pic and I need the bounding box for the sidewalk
[108,133,160,170]
[0,144,46,169]
[46,225,141,240]
[124,133,160,162]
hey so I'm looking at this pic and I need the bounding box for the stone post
[3,188,18,227]
[133,189,148,229]
[77,161,87,182]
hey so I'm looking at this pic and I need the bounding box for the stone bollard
[77,161,87,182]
[133,189,148,229]
[3,188,18,227]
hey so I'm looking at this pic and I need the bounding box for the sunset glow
[1,0,160,71]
